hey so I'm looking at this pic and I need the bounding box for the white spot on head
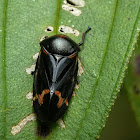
[25,64,35,74]
[58,25,79,36]
[62,4,81,16]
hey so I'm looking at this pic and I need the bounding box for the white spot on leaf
[58,25,79,36]
[11,113,36,135]
[26,92,33,100]
[45,26,53,33]
[75,84,79,90]
[66,0,85,7]
[40,36,48,42]
[25,64,35,74]
[72,91,76,97]
[78,58,84,76]
[62,4,81,16]
[33,52,39,60]
[56,118,65,128]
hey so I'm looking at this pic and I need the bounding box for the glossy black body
[33,35,80,123]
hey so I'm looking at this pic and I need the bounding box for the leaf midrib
[54,0,61,34]
[1,0,8,139]
[37,0,62,140]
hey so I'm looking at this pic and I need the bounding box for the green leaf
[0,0,140,140]
[124,35,140,127]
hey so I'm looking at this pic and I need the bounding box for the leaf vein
[1,0,8,139]
[74,0,119,139]
[96,6,140,139]
[54,0,61,34]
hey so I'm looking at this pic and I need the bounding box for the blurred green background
[99,89,140,140]
[99,36,140,140]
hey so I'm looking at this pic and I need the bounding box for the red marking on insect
[54,91,69,108]
[68,53,77,58]
[57,98,65,108]
[42,47,49,55]
[38,89,50,105]
[42,89,50,94]
[56,35,68,38]
[39,94,44,105]
[33,93,38,101]
[54,91,61,98]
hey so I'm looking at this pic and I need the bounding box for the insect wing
[48,55,78,121]
[33,52,51,122]
[33,51,78,122]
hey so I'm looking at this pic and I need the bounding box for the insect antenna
[78,27,91,46]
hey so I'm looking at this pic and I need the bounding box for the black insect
[33,27,91,137]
